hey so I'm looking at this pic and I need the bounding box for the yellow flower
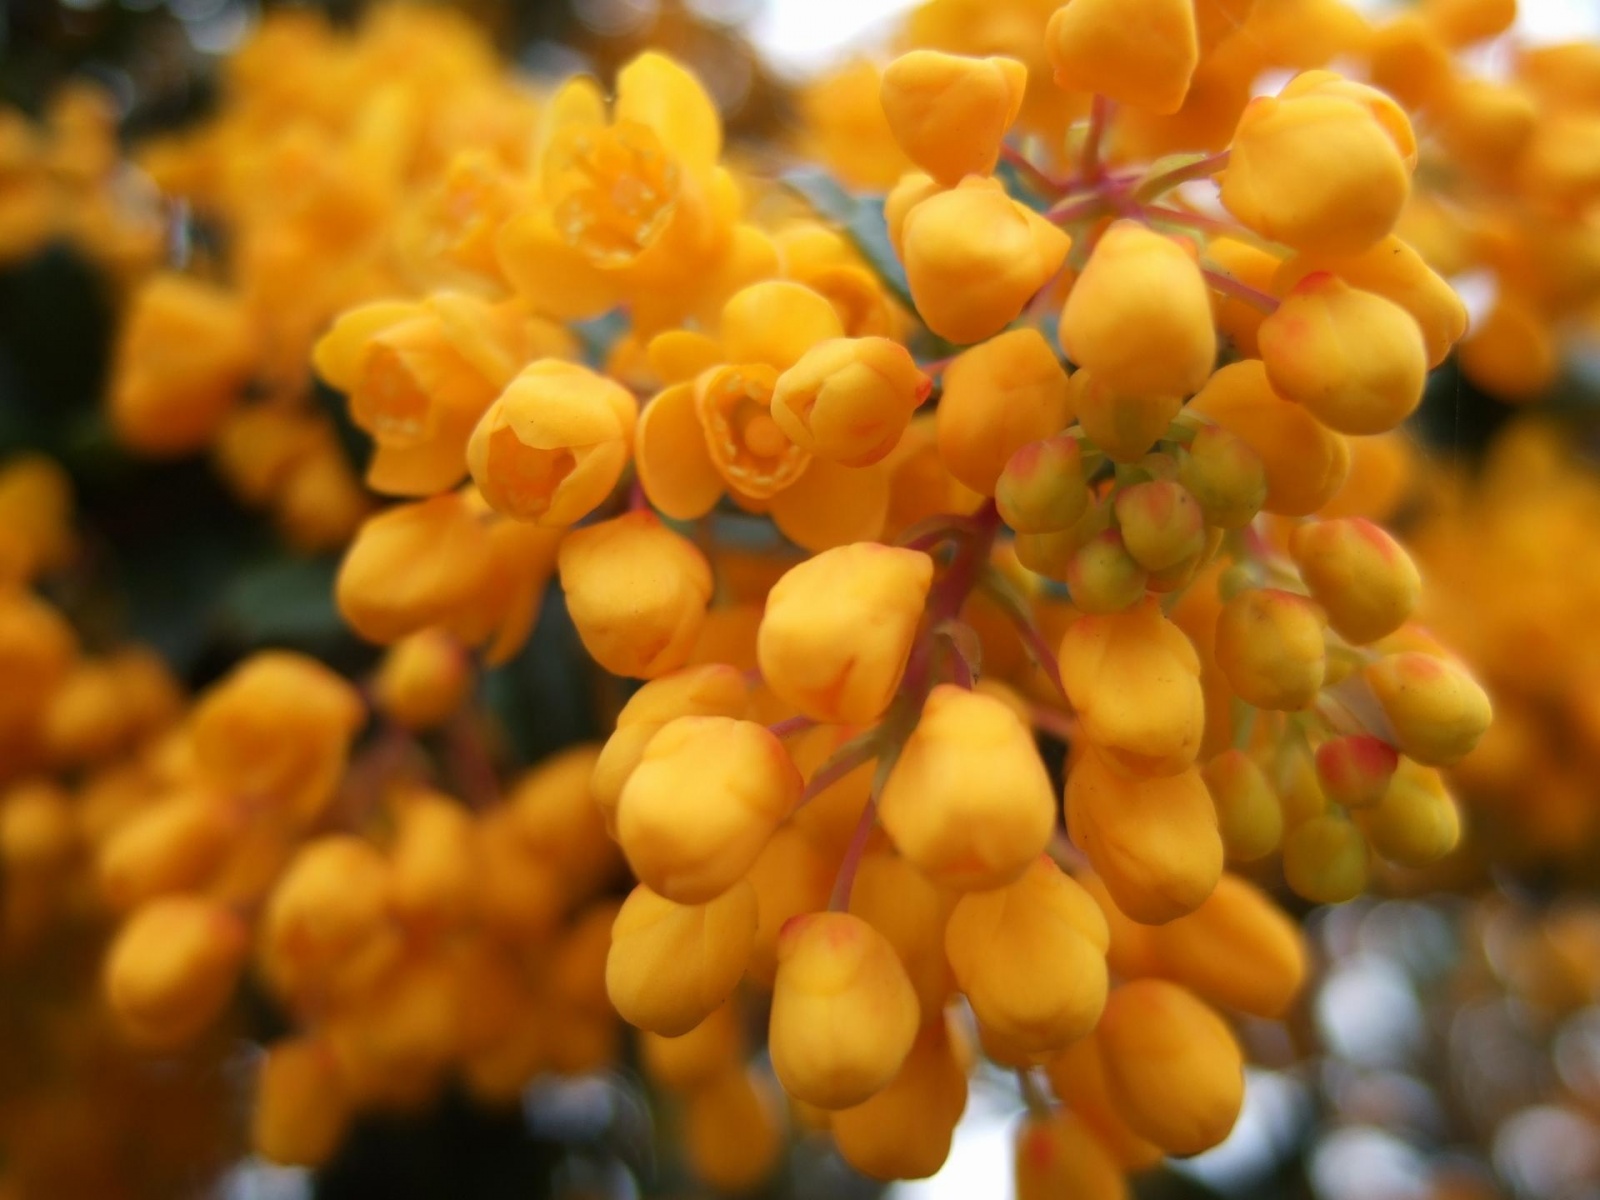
[879,50,1028,185]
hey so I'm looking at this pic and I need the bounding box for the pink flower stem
[1135,149,1230,201]
[766,714,816,740]
[828,749,899,912]
[1201,267,1280,314]
[1143,204,1244,240]
[1000,142,1068,197]
[1030,703,1077,745]
[1082,94,1113,184]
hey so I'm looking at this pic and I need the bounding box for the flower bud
[938,329,1074,495]
[744,823,834,986]
[848,845,957,1018]
[1065,748,1224,924]
[1070,369,1185,464]
[769,912,920,1109]
[877,685,1057,891]
[110,274,257,457]
[945,857,1109,1053]
[900,177,1071,344]
[997,434,1090,533]
[105,896,248,1048]
[1259,273,1427,435]
[336,493,494,645]
[771,336,931,467]
[606,882,757,1036]
[372,629,471,732]
[1215,587,1327,711]
[1283,813,1368,903]
[503,744,619,897]
[1315,734,1399,809]
[1363,652,1492,767]
[1221,91,1412,255]
[1202,750,1284,862]
[1059,222,1216,398]
[1458,294,1558,402]
[1186,360,1349,516]
[884,171,942,259]
[879,50,1027,185]
[1145,874,1307,1018]
[1288,517,1421,644]
[1046,0,1199,114]
[757,542,933,724]
[682,1067,785,1192]
[389,791,479,933]
[1178,423,1268,529]
[1059,598,1205,776]
[640,999,744,1091]
[1097,980,1244,1156]
[1355,758,1461,867]
[191,652,365,822]
[1013,1111,1130,1200]
[833,1014,970,1180]
[253,1036,351,1167]
[96,789,238,911]
[467,360,637,525]
[591,664,750,829]
[617,716,801,904]
[1423,0,1516,45]
[0,780,76,877]
[1067,529,1149,615]
[1114,479,1205,572]
[1274,235,1467,368]
[1042,1035,1163,1170]
[558,511,714,679]
[262,835,392,1002]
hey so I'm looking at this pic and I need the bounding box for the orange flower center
[482,426,576,520]
[697,364,811,500]
[549,120,680,268]
[359,342,434,446]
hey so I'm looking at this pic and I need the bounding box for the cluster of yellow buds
[272,0,1507,1192]
[0,82,163,279]
[30,0,1600,1192]
[1406,420,1600,868]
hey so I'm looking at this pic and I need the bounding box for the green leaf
[219,556,344,644]
[780,166,915,315]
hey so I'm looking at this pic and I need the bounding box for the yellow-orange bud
[591,663,750,828]
[1363,652,1491,767]
[372,629,471,732]
[1046,0,1199,115]
[832,1015,970,1180]
[606,882,757,1036]
[1013,1111,1129,1200]
[1215,587,1327,711]
[616,715,801,903]
[945,856,1109,1053]
[682,1067,785,1192]
[557,511,714,679]
[96,789,238,911]
[1096,980,1244,1155]
[1289,517,1421,645]
[1066,748,1223,924]
[939,329,1074,495]
[900,178,1071,344]
[253,1036,351,1167]
[769,912,920,1109]
[1355,758,1461,867]
[772,337,930,467]
[1145,874,1307,1018]
[1185,360,1349,516]
[878,685,1057,890]
[757,542,933,724]
[105,895,248,1047]
[1283,812,1368,902]
[879,50,1027,185]
[1222,91,1412,256]
[1203,749,1284,862]
[467,360,636,525]
[1059,598,1205,776]
[1059,222,1216,398]
[1259,273,1426,435]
